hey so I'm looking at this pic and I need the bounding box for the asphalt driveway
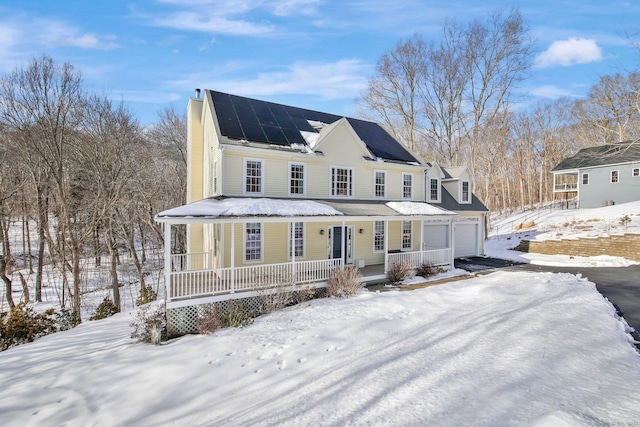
[455,257,640,349]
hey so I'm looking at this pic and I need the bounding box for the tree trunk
[18,272,29,304]
[34,185,48,303]
[0,255,14,309]
[105,225,121,311]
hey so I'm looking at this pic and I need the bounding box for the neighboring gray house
[552,141,640,208]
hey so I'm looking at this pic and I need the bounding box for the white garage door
[454,223,478,258]
[423,224,449,250]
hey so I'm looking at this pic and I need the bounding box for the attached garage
[454,221,479,258]
[422,222,450,250]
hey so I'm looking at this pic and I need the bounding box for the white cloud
[535,37,603,68]
[272,0,323,16]
[166,59,369,100]
[153,12,275,35]
[216,59,368,99]
[531,85,574,99]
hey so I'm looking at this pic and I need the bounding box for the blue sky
[1,0,639,125]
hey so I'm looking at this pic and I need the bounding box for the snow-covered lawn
[486,200,640,267]
[1,271,639,426]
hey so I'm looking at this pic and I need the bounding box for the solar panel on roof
[347,118,418,163]
[208,90,420,163]
[263,125,288,145]
[241,121,266,142]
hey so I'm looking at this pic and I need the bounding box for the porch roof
[156,197,456,224]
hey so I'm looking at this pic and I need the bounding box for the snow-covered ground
[2,202,640,426]
[486,200,640,267]
[1,271,639,426]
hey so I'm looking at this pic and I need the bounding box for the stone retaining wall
[515,233,640,262]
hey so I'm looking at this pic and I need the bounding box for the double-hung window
[429,178,440,202]
[402,173,413,199]
[582,173,589,185]
[289,162,305,196]
[289,222,304,259]
[633,168,639,177]
[245,223,262,262]
[611,170,619,183]
[244,158,264,194]
[461,181,470,203]
[373,221,385,252]
[374,171,386,198]
[401,221,412,250]
[331,166,353,197]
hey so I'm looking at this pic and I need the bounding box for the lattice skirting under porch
[166,288,328,338]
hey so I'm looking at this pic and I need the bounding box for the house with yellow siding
[156,89,488,315]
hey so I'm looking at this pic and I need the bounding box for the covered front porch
[156,197,456,309]
[165,248,451,308]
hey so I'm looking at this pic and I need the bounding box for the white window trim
[460,180,471,204]
[428,177,441,203]
[287,222,305,260]
[244,222,263,263]
[330,165,354,198]
[213,160,218,195]
[632,167,639,177]
[611,170,619,183]
[581,173,589,185]
[374,170,387,199]
[243,157,264,195]
[373,220,385,253]
[401,220,412,250]
[288,161,306,197]
[402,173,413,200]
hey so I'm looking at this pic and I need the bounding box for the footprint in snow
[278,360,287,370]
[298,357,307,363]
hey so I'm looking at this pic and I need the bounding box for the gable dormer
[313,118,374,161]
[442,166,474,204]
[425,163,445,203]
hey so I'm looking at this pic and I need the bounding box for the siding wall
[213,219,425,268]
[579,162,640,208]
[220,120,425,201]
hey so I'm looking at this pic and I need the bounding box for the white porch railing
[387,248,451,268]
[554,183,578,192]
[169,258,343,300]
[171,252,212,272]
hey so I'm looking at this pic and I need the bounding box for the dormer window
[429,178,440,202]
[461,180,470,203]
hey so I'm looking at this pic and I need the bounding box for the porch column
[230,222,235,293]
[341,219,346,266]
[163,222,172,303]
[384,220,389,273]
[290,221,296,283]
[449,218,455,269]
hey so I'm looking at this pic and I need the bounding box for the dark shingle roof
[552,141,640,172]
[438,188,489,212]
[207,90,419,164]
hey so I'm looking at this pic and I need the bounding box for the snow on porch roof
[157,198,343,219]
[156,197,457,222]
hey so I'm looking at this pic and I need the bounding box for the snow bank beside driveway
[0,272,639,426]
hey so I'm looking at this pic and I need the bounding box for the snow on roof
[300,131,321,148]
[158,198,343,218]
[386,201,455,216]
